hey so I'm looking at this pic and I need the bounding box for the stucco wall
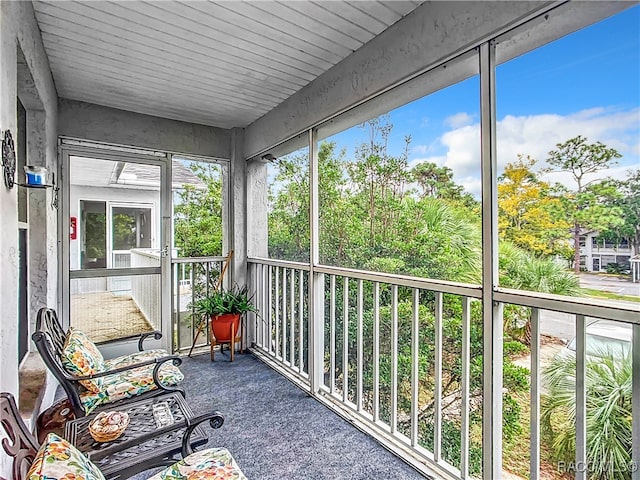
[0,2,57,476]
[0,1,57,399]
[59,98,233,160]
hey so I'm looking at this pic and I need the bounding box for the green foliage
[174,162,223,257]
[504,340,528,358]
[268,119,482,283]
[420,420,483,476]
[332,291,528,475]
[498,155,571,256]
[541,351,632,479]
[502,394,524,441]
[84,212,106,259]
[263,122,630,475]
[499,242,580,343]
[546,135,623,272]
[268,147,312,262]
[112,213,136,250]
[600,170,640,255]
[503,362,530,393]
[605,263,627,274]
[499,242,581,295]
[190,284,258,319]
[411,161,478,210]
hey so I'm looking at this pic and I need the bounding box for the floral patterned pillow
[27,432,106,480]
[147,447,247,480]
[61,328,106,393]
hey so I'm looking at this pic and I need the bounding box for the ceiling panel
[33,0,423,129]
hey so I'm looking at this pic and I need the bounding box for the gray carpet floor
[165,350,428,479]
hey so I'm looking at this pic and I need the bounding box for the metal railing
[248,257,640,480]
[171,256,228,353]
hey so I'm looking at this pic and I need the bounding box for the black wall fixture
[2,129,16,189]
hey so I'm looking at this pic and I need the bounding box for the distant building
[579,231,636,272]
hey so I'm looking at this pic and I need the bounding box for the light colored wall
[1,2,57,476]
[228,128,247,288]
[0,0,57,399]
[69,185,160,270]
[246,158,268,259]
[59,98,232,160]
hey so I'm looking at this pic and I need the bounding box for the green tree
[393,198,481,282]
[268,116,482,282]
[267,148,311,261]
[348,116,413,250]
[542,351,632,479]
[173,162,223,257]
[498,155,571,256]
[546,136,623,272]
[600,170,640,256]
[112,213,136,250]
[412,161,478,210]
[499,242,581,344]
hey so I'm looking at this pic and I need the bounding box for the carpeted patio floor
[150,351,428,479]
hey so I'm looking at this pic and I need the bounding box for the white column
[480,40,503,480]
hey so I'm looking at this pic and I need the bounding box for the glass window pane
[172,158,223,258]
[316,73,481,283]
[496,7,639,299]
[267,144,310,262]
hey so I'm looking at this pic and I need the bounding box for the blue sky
[320,5,639,197]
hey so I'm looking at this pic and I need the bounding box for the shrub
[541,351,632,479]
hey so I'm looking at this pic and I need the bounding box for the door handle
[161,244,169,257]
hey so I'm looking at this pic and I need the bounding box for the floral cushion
[79,360,184,414]
[61,328,106,394]
[26,432,105,480]
[103,349,170,370]
[147,447,247,480]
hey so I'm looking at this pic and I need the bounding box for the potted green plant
[190,284,258,361]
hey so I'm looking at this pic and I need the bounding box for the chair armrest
[181,411,225,457]
[88,409,224,463]
[96,331,163,351]
[63,355,182,386]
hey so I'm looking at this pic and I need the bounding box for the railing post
[575,314,587,480]
[530,308,541,480]
[309,128,324,394]
[632,323,639,480]
[480,40,502,480]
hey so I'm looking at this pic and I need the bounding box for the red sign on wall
[70,217,77,240]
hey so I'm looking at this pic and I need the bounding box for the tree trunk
[574,224,581,274]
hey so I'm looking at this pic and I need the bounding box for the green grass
[583,288,640,303]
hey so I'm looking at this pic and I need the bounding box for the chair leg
[230,323,235,362]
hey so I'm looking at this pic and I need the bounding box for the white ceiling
[32,0,423,129]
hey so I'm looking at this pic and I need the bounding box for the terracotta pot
[210,313,241,343]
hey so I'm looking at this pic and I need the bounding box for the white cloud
[445,112,475,129]
[411,144,430,155]
[539,164,638,188]
[408,155,446,169]
[459,176,482,198]
[409,107,639,195]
